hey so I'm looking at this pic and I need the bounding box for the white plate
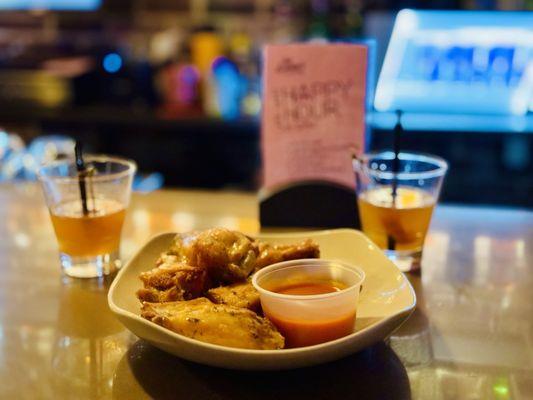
[108,229,416,370]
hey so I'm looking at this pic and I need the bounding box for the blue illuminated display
[375,10,533,116]
[0,0,101,10]
[103,53,123,74]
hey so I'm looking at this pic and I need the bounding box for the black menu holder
[260,182,360,229]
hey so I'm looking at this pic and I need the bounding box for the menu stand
[259,182,360,229]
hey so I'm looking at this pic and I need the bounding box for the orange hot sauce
[263,281,356,348]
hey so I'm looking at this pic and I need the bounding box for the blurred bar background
[0,0,531,206]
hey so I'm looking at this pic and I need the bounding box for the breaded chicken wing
[169,228,259,284]
[137,262,208,302]
[206,280,260,312]
[141,298,284,350]
[255,239,320,270]
[137,286,183,303]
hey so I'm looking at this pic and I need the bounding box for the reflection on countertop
[390,206,533,399]
[52,276,135,399]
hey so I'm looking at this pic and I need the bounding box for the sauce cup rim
[252,259,365,301]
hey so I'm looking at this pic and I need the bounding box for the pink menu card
[261,43,368,192]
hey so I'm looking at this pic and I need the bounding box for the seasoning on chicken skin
[141,298,284,350]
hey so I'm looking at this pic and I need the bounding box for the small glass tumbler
[38,155,136,278]
[353,151,448,272]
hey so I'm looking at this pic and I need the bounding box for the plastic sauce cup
[252,259,365,348]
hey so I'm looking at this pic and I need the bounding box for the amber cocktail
[358,186,435,251]
[354,152,447,271]
[38,155,136,278]
[50,199,126,257]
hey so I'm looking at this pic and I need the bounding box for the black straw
[392,110,402,206]
[74,141,89,216]
[387,234,396,251]
[351,152,361,190]
[388,110,403,251]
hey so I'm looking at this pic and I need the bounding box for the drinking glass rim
[37,154,137,182]
[356,151,448,180]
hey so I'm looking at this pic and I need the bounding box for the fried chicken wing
[206,280,260,312]
[141,298,284,350]
[169,228,259,284]
[137,286,183,303]
[255,239,320,270]
[137,262,208,302]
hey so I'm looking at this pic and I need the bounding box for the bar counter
[0,184,531,399]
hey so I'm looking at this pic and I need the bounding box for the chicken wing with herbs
[141,298,284,350]
[206,280,260,312]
